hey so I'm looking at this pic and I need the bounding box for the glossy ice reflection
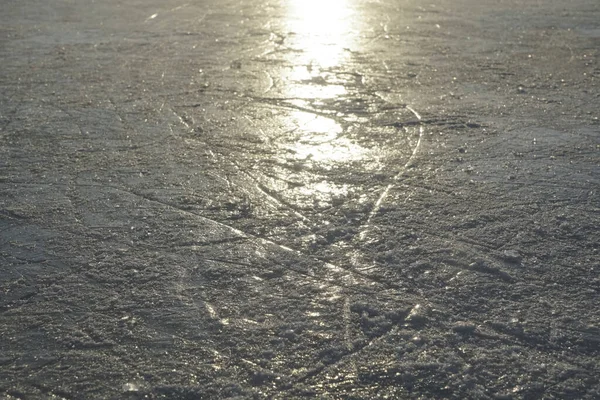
[282,0,358,100]
[285,0,355,70]
[284,65,348,99]
[285,111,365,164]
[278,0,367,208]
[281,0,366,169]
[309,181,348,196]
[291,111,342,135]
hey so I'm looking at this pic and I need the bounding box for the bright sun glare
[286,0,354,69]
[282,0,367,168]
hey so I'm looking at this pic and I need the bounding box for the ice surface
[1,0,599,398]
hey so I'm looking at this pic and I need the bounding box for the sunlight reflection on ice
[284,111,366,164]
[299,181,349,207]
[279,0,368,205]
[286,0,355,70]
[278,44,350,100]
[282,0,357,101]
[292,139,365,163]
[291,111,342,135]
[309,181,348,196]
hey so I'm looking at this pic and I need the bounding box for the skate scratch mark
[170,108,194,132]
[365,105,423,225]
[171,108,311,222]
[343,296,358,379]
[99,184,399,291]
[170,3,189,12]
[254,181,311,223]
[238,115,312,223]
[295,324,402,384]
[261,71,274,94]
[343,297,352,350]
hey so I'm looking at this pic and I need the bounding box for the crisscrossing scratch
[365,105,423,225]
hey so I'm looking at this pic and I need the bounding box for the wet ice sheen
[286,0,355,69]
[280,112,368,165]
